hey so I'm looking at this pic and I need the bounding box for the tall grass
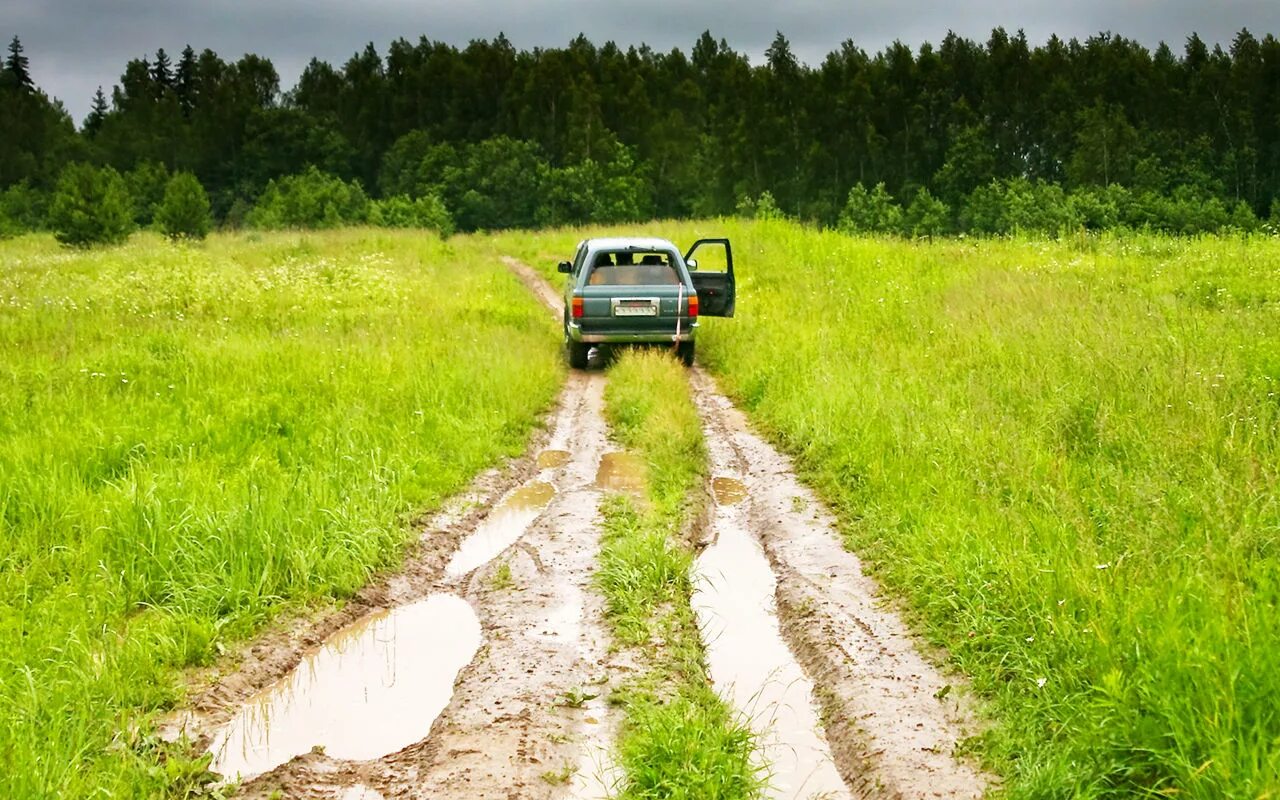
[507,220,1280,797]
[598,350,761,800]
[0,229,561,796]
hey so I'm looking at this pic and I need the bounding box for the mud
[209,594,481,780]
[166,366,627,799]
[593,452,646,497]
[693,482,849,800]
[537,449,572,469]
[711,475,749,505]
[689,368,992,800]
[444,482,555,579]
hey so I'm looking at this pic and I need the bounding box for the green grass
[597,349,761,800]
[506,220,1280,798]
[0,229,562,797]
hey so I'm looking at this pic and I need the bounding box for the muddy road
[168,257,989,799]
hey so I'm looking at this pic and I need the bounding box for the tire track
[689,369,991,800]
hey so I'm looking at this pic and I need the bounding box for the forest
[2,27,1280,238]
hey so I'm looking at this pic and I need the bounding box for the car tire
[677,341,695,367]
[567,339,590,369]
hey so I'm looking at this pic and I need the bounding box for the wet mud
[689,368,992,800]
[693,478,849,800]
[209,594,481,780]
[444,482,555,579]
[593,452,646,497]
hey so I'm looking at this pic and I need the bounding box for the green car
[558,237,735,368]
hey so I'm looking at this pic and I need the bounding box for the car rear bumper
[567,322,697,344]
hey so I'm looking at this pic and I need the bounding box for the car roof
[583,237,680,252]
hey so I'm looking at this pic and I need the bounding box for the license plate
[615,304,656,317]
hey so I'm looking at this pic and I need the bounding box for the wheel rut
[688,368,992,800]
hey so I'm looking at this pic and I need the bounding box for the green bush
[370,193,454,237]
[247,166,370,229]
[902,187,949,238]
[124,161,171,226]
[155,172,212,240]
[839,182,903,234]
[0,181,47,237]
[47,163,134,247]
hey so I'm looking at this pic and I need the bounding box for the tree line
[3,27,1280,242]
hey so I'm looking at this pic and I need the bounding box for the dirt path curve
[689,369,991,800]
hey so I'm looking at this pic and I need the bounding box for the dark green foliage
[124,160,171,225]
[247,166,370,229]
[47,163,134,247]
[4,29,1280,235]
[0,182,48,236]
[155,171,212,240]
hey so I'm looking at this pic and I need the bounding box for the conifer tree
[84,86,108,135]
[4,35,33,92]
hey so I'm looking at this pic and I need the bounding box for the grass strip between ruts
[597,348,763,800]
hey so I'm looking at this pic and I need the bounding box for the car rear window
[587,251,682,286]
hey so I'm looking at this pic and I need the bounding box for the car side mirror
[686,258,698,270]
[558,261,572,274]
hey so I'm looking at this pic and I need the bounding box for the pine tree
[151,48,174,93]
[176,45,197,113]
[84,86,108,135]
[4,35,33,92]
[48,164,135,247]
[156,172,212,239]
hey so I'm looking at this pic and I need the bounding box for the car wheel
[677,341,695,367]
[567,339,590,369]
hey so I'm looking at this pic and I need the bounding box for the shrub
[370,194,454,237]
[839,182,903,234]
[47,163,134,247]
[155,172,212,240]
[902,187,949,238]
[247,166,370,229]
[0,181,47,237]
[124,161,171,225]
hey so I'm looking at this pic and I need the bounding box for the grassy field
[598,350,761,799]
[0,230,561,796]
[508,222,1280,798]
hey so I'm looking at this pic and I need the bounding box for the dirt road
[169,256,989,799]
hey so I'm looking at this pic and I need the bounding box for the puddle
[711,476,749,505]
[692,502,847,799]
[594,452,646,496]
[445,482,555,578]
[537,449,571,469]
[208,594,481,781]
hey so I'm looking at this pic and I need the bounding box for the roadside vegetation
[0,229,561,796]
[599,349,762,799]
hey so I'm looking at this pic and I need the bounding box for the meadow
[0,230,561,796]
[504,222,1280,798]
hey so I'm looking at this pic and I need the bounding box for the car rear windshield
[586,251,681,286]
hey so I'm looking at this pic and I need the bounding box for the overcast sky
[7,0,1280,123]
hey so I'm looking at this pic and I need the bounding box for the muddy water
[208,594,481,781]
[537,449,572,469]
[711,476,748,505]
[692,477,849,800]
[594,452,646,496]
[444,481,555,578]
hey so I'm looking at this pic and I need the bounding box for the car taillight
[571,296,584,319]
[688,294,699,319]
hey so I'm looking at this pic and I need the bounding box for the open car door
[685,238,735,317]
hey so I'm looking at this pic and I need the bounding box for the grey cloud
[5,0,1278,122]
